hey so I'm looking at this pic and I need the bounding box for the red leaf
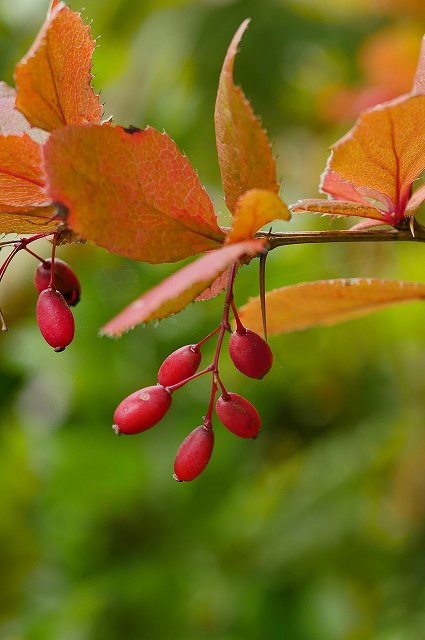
[43,125,225,263]
[101,239,265,336]
[195,268,231,301]
[215,20,279,214]
[15,3,102,131]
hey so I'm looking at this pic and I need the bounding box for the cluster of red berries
[0,233,80,351]
[113,278,273,482]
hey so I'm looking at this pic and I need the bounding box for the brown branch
[254,219,425,250]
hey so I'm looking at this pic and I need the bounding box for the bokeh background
[1,0,425,638]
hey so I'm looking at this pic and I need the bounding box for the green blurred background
[1,0,425,638]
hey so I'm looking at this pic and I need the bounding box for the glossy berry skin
[113,385,172,435]
[36,288,75,352]
[174,425,214,482]
[229,329,273,379]
[34,258,81,306]
[216,392,261,439]
[158,345,202,387]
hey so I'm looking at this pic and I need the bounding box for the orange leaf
[101,239,265,336]
[291,199,386,222]
[321,94,425,221]
[215,20,278,214]
[0,209,57,234]
[226,189,290,244]
[43,125,225,263]
[413,35,425,94]
[15,3,102,132]
[239,278,425,336]
[0,133,51,216]
[0,87,54,233]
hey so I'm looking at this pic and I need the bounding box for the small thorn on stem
[409,216,416,238]
[259,250,268,342]
[0,307,8,331]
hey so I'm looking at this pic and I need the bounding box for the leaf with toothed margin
[215,19,279,215]
[101,239,265,336]
[413,35,425,95]
[239,278,425,336]
[43,124,225,263]
[310,94,425,226]
[15,2,102,132]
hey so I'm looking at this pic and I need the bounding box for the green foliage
[2,0,425,638]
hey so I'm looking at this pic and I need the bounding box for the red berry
[113,385,172,435]
[228,329,273,379]
[158,344,202,387]
[36,288,75,352]
[174,425,214,482]
[34,258,81,306]
[215,392,261,439]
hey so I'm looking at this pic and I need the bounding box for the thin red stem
[24,246,48,264]
[203,261,239,428]
[203,376,217,430]
[0,246,20,283]
[231,299,245,335]
[165,364,215,394]
[49,234,58,289]
[194,325,221,350]
[215,374,229,398]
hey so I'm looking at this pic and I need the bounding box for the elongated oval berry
[216,392,261,439]
[36,288,75,352]
[34,258,81,306]
[229,329,273,379]
[113,385,172,435]
[174,425,214,482]
[158,345,202,387]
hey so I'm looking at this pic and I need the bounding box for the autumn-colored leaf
[413,35,425,94]
[0,85,55,233]
[15,3,102,132]
[325,96,425,210]
[43,124,225,263]
[314,95,425,225]
[226,189,290,244]
[239,278,425,336]
[0,134,48,209]
[0,209,57,234]
[101,239,265,336]
[196,267,231,301]
[291,199,385,222]
[215,19,279,214]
